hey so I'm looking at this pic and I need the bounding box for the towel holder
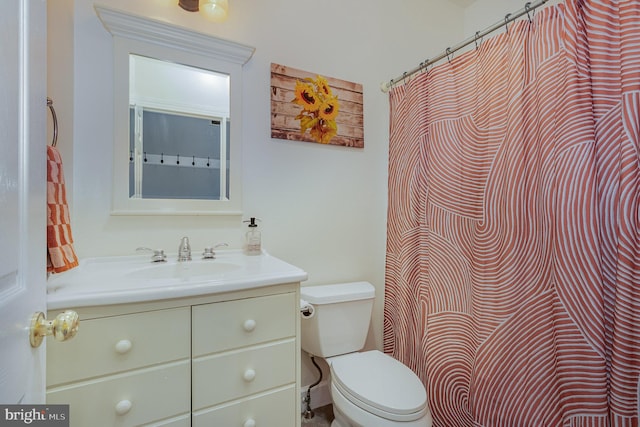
[47,97,58,147]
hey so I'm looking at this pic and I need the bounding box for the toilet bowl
[328,351,431,427]
[300,282,432,427]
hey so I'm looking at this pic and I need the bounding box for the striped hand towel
[47,145,79,273]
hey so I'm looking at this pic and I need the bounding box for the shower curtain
[384,0,640,426]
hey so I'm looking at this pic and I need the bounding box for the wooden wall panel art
[270,63,364,148]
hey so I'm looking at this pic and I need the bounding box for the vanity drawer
[192,339,296,410]
[47,307,190,386]
[192,292,296,356]
[193,385,296,427]
[47,360,190,427]
[142,414,190,427]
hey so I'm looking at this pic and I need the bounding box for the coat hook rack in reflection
[47,97,58,147]
[130,152,219,169]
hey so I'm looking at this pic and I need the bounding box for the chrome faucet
[178,236,191,262]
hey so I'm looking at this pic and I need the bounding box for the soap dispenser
[243,217,262,255]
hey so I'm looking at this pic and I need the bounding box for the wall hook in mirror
[144,152,147,162]
[161,153,164,164]
[129,150,133,162]
[192,156,195,166]
[176,154,180,165]
[207,156,210,167]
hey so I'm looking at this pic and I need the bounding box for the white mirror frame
[95,4,255,215]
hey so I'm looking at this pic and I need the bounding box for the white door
[0,0,48,404]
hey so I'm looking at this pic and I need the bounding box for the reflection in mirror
[128,55,230,201]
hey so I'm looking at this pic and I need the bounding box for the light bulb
[200,0,228,22]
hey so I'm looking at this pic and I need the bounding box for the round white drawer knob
[115,399,132,415]
[244,419,256,427]
[115,339,132,354]
[243,319,256,332]
[243,369,256,382]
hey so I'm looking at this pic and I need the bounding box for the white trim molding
[94,4,255,64]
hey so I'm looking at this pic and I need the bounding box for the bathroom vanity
[45,251,307,427]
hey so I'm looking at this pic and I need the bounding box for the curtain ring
[446,47,453,63]
[525,2,533,22]
[402,71,408,85]
[504,13,512,33]
[475,31,482,50]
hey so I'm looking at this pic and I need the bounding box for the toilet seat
[329,350,428,422]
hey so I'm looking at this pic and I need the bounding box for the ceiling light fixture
[178,0,228,23]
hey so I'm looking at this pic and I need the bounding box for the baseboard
[300,379,331,412]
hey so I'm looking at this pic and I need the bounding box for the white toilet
[300,282,432,427]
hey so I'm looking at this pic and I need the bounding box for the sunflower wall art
[270,63,364,148]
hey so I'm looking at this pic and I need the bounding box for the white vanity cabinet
[46,307,192,426]
[46,283,301,427]
[191,292,298,426]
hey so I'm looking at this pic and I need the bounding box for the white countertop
[47,250,308,310]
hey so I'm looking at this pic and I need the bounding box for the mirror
[129,55,230,201]
[95,4,255,215]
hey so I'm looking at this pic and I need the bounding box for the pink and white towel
[47,145,78,273]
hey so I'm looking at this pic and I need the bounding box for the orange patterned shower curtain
[384,1,640,426]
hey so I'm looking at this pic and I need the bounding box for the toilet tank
[300,282,375,358]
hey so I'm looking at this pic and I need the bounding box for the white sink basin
[124,261,241,280]
[47,250,307,309]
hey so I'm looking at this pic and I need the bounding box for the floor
[301,404,334,426]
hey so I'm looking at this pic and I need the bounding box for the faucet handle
[202,247,215,259]
[151,249,167,262]
[136,247,167,263]
[202,243,228,259]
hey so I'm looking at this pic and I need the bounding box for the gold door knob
[29,310,79,348]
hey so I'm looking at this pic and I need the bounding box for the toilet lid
[330,350,427,420]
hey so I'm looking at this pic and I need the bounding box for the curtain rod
[380,0,549,93]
